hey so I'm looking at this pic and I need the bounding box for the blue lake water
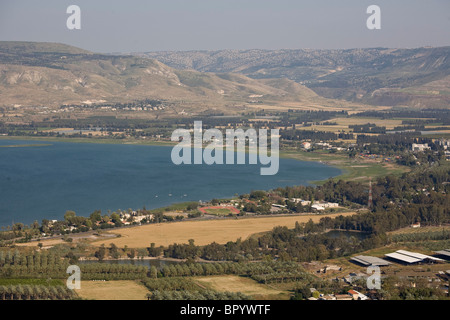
[0,140,341,227]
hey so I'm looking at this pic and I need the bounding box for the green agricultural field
[203,208,236,216]
[149,201,200,213]
[281,150,409,184]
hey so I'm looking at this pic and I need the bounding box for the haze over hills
[0,41,331,112]
[140,47,450,108]
[2,41,449,111]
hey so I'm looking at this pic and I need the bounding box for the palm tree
[48,286,59,300]
[6,285,14,300]
[40,286,50,300]
[0,285,6,300]
[31,286,42,300]
[20,285,30,300]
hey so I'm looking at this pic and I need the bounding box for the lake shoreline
[0,135,343,180]
[0,136,342,227]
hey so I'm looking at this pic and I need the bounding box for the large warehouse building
[350,255,391,267]
[385,250,445,265]
[434,249,450,260]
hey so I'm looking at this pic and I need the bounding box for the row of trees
[350,123,386,134]
[155,261,308,279]
[147,290,249,301]
[78,263,148,280]
[281,130,354,142]
[0,248,150,280]
[0,285,75,300]
[0,263,149,281]
[390,229,450,243]
[0,250,66,268]
[349,109,450,121]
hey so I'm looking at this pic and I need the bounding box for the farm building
[316,202,339,208]
[434,249,450,260]
[301,142,311,150]
[412,143,430,152]
[311,204,325,211]
[350,255,391,267]
[436,270,450,282]
[385,250,445,265]
[348,290,369,300]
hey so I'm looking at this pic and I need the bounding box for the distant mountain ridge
[2,41,449,110]
[139,47,450,108]
[0,42,323,109]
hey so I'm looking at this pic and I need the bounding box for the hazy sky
[1,0,450,53]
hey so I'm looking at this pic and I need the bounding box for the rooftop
[351,255,391,267]
[385,250,445,264]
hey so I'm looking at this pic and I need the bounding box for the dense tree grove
[380,277,448,300]
[156,261,307,279]
[280,130,354,141]
[0,250,69,279]
[350,124,386,134]
[354,133,444,161]
[349,109,450,123]
[0,285,75,300]
[390,230,450,243]
[0,250,148,280]
[147,290,249,301]
[78,264,148,280]
[143,261,311,300]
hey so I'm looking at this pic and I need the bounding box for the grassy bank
[281,149,409,184]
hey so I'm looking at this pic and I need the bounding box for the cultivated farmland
[92,212,356,248]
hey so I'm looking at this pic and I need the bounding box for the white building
[316,202,339,208]
[439,139,450,150]
[311,204,325,211]
[412,143,430,152]
[133,215,154,223]
[301,142,311,150]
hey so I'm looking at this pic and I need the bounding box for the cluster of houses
[301,141,346,152]
[270,199,339,213]
[212,197,340,214]
[119,211,154,225]
[309,249,450,300]
[412,140,450,161]
[308,288,369,301]
[411,143,431,152]
[290,198,339,211]
[439,139,450,160]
